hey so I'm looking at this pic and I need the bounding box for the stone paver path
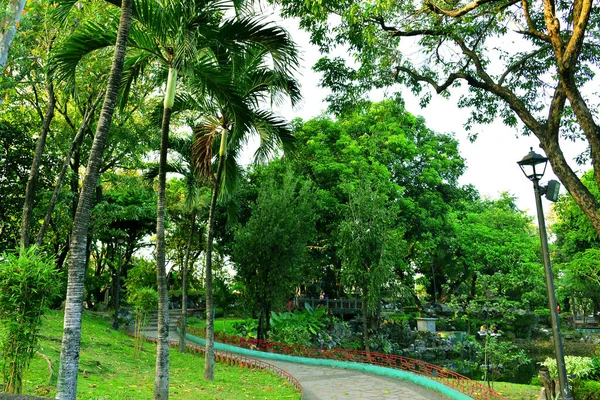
[258,359,450,400]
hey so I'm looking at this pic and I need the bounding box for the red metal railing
[130,332,302,394]
[187,326,507,400]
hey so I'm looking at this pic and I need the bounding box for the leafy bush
[0,247,62,394]
[232,318,258,338]
[572,380,600,400]
[539,356,596,381]
[505,309,538,338]
[268,304,327,346]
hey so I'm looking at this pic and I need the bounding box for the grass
[477,381,541,399]
[12,310,300,399]
[186,316,249,336]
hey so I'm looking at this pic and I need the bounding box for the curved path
[257,358,450,400]
[142,314,453,400]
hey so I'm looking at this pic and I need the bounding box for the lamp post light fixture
[517,148,572,400]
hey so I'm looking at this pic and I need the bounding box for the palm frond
[119,49,155,110]
[49,19,119,89]
[250,109,295,164]
[191,119,220,178]
[218,17,300,73]
[51,0,80,25]
[219,154,243,199]
[144,161,188,182]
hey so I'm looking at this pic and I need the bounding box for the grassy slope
[481,381,541,400]
[17,310,299,399]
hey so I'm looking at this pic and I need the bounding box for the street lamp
[517,148,572,400]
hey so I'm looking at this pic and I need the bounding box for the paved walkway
[142,315,452,400]
[257,358,450,400]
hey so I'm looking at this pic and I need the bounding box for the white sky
[246,12,591,219]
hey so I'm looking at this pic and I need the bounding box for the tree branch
[498,47,547,86]
[424,0,518,18]
[562,0,592,70]
[370,16,446,37]
[519,0,551,42]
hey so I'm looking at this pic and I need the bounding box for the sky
[252,12,590,219]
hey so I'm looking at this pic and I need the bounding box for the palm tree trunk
[35,92,103,247]
[55,1,132,398]
[204,129,227,381]
[0,0,27,68]
[154,66,177,400]
[179,210,196,353]
[20,81,55,249]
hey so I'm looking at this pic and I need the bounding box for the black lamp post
[517,148,572,400]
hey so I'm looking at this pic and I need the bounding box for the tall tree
[191,41,300,379]
[232,168,315,340]
[274,0,600,240]
[338,173,405,352]
[51,0,133,398]
[286,99,465,298]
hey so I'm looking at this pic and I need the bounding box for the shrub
[539,356,596,381]
[127,287,158,357]
[0,247,62,394]
[268,304,327,346]
[232,318,258,338]
[572,380,600,400]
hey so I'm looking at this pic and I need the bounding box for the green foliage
[269,304,327,346]
[232,168,316,338]
[572,379,600,400]
[0,247,62,393]
[232,318,259,339]
[338,172,404,312]
[540,356,597,382]
[479,337,530,384]
[0,122,34,254]
[127,286,158,357]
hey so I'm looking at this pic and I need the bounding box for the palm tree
[50,0,134,398]
[145,134,209,353]
[191,45,300,380]
[52,0,299,393]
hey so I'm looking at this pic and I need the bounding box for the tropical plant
[0,246,62,394]
[190,33,300,379]
[269,304,327,346]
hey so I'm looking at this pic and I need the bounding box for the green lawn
[12,310,299,399]
[186,316,249,336]
[478,381,541,400]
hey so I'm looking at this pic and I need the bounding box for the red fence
[133,333,302,394]
[186,326,508,400]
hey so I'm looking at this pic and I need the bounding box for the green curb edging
[184,332,472,400]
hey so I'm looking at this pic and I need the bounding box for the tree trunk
[154,66,177,400]
[20,81,55,249]
[179,211,196,353]
[55,1,132,398]
[0,0,27,68]
[35,93,102,246]
[204,129,228,381]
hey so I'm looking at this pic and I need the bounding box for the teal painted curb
[184,332,472,400]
